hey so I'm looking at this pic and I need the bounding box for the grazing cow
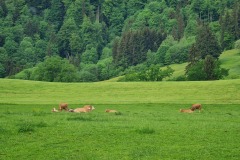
[190,104,202,112]
[179,109,194,113]
[59,103,69,111]
[74,105,95,113]
[105,109,118,113]
[52,108,59,112]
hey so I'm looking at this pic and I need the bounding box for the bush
[186,56,229,81]
[78,71,98,82]
[30,56,77,82]
[120,65,174,82]
[234,39,240,50]
[13,68,34,80]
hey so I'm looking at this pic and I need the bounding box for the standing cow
[190,104,202,112]
[59,103,69,111]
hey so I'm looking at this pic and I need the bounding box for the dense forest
[0,0,239,82]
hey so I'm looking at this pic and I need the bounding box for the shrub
[234,39,240,50]
[186,56,229,81]
[30,56,78,82]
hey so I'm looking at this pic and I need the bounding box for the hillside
[0,78,240,105]
[108,49,240,81]
[0,0,239,82]
[166,49,240,80]
[220,49,240,79]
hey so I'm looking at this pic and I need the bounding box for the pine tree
[195,24,221,59]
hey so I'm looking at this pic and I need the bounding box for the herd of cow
[52,103,202,113]
[51,103,119,113]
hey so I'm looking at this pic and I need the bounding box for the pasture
[0,79,240,159]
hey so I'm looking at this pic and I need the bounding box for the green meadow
[0,79,240,160]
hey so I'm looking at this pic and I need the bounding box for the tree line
[0,0,239,82]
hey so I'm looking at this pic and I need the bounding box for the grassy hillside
[0,79,240,160]
[167,49,240,80]
[0,78,240,105]
[220,49,240,79]
[107,49,240,82]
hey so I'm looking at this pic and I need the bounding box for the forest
[0,0,239,82]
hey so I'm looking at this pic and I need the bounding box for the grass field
[0,79,240,159]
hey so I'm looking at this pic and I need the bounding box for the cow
[105,109,118,113]
[59,103,69,111]
[51,108,59,112]
[83,105,95,111]
[68,109,74,112]
[190,104,202,112]
[179,109,194,113]
[73,105,95,113]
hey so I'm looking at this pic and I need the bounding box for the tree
[0,47,7,77]
[57,18,78,58]
[195,24,221,59]
[81,46,98,64]
[3,37,19,75]
[113,28,166,69]
[97,57,115,80]
[46,0,65,31]
[186,55,228,81]
[31,56,77,82]
[79,16,105,56]
[121,65,174,82]
[102,0,125,39]
[156,35,177,64]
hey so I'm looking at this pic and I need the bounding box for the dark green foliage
[195,24,221,59]
[186,55,229,81]
[113,28,166,68]
[30,56,77,82]
[186,23,228,81]
[78,64,99,82]
[120,65,174,82]
[0,0,237,81]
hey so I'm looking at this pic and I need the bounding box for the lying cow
[59,103,69,111]
[105,109,118,113]
[52,108,59,112]
[179,109,194,113]
[73,105,95,113]
[190,104,202,112]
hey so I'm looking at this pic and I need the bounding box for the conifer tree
[195,24,221,59]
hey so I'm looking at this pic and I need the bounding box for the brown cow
[105,109,118,113]
[179,109,194,113]
[73,105,95,113]
[190,104,202,112]
[59,103,69,111]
